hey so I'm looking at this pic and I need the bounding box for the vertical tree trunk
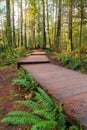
[68,0,73,51]
[54,0,58,46]
[6,0,12,46]
[56,0,61,50]
[79,0,83,61]
[18,2,20,47]
[33,1,36,48]
[24,0,27,48]
[46,0,51,48]
[20,0,23,46]
[11,0,16,48]
[42,0,46,49]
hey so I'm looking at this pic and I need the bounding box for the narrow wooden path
[18,50,87,129]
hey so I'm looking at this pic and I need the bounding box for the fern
[7,110,33,117]
[57,113,66,130]
[33,109,56,120]
[12,68,37,90]
[2,86,80,130]
[35,87,55,110]
[13,79,30,87]
[2,117,41,125]
[31,120,57,130]
[17,68,33,81]
[69,125,79,130]
[16,100,40,110]
[2,111,42,125]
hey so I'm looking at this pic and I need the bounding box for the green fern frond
[31,120,57,130]
[2,111,42,125]
[33,109,55,120]
[2,116,41,125]
[35,87,55,110]
[13,79,30,87]
[16,100,40,110]
[7,110,31,117]
[69,125,79,130]
[16,68,33,81]
[2,117,29,125]
[57,113,66,130]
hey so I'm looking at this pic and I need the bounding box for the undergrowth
[52,52,81,70]
[12,68,38,91]
[0,47,27,66]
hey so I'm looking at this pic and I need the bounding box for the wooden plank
[31,51,46,55]
[17,55,50,68]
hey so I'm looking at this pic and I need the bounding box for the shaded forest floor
[0,65,31,130]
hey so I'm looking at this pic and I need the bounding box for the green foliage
[71,63,81,70]
[2,87,66,130]
[35,87,55,111]
[52,52,81,70]
[13,68,37,91]
[0,47,27,66]
[13,47,26,58]
[57,113,66,130]
[69,125,80,130]
[2,110,42,125]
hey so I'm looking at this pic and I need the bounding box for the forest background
[0,0,87,64]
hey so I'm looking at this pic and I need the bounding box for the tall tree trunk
[11,0,16,48]
[24,0,27,48]
[46,0,51,48]
[79,0,83,61]
[56,0,61,50]
[68,0,73,51]
[6,0,12,46]
[54,0,58,46]
[42,0,46,49]
[33,1,36,48]
[18,1,20,47]
[20,0,23,46]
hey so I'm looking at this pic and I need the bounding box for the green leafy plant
[2,87,66,130]
[69,125,81,130]
[13,68,38,91]
[71,62,81,70]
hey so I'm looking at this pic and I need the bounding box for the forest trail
[18,50,87,130]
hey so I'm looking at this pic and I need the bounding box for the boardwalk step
[17,54,50,68]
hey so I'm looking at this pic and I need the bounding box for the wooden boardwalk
[18,51,87,129]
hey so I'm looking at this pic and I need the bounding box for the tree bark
[11,0,16,48]
[46,0,51,47]
[79,0,83,61]
[56,0,61,50]
[24,0,27,48]
[20,0,23,46]
[6,0,12,46]
[68,0,73,51]
[42,0,46,49]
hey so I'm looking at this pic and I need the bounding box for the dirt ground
[0,65,31,130]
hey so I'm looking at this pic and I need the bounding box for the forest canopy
[0,0,87,54]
